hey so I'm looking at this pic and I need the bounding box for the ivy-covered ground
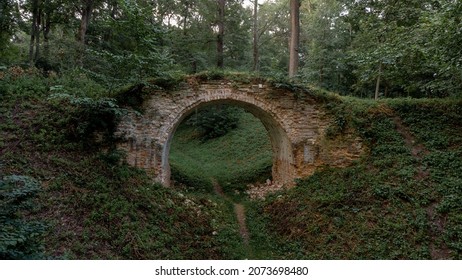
[252,99,462,259]
[0,69,249,259]
[1,68,461,259]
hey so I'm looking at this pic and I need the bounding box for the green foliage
[0,67,48,98]
[0,175,46,259]
[390,100,462,256]
[2,0,462,97]
[299,0,351,92]
[424,1,462,96]
[0,0,15,58]
[162,0,252,72]
[1,72,253,259]
[48,93,127,146]
[256,0,290,76]
[31,153,245,259]
[248,97,462,259]
[82,0,174,90]
[171,108,272,193]
[186,105,240,140]
[294,0,462,97]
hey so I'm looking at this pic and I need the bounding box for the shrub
[0,175,46,259]
[186,105,240,140]
[48,94,127,146]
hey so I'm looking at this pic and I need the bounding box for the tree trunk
[375,62,382,100]
[34,5,42,62]
[29,0,41,66]
[216,0,225,69]
[43,9,51,62]
[289,0,300,78]
[76,0,94,66]
[252,0,259,72]
[182,2,189,35]
[77,0,94,44]
[320,63,324,85]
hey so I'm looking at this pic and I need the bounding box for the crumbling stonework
[116,80,365,186]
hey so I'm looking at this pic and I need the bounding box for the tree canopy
[1,0,460,98]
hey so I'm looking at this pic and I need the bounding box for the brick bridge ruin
[116,79,364,186]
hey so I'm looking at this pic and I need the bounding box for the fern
[0,175,46,259]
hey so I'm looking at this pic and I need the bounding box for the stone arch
[161,98,295,186]
[116,80,365,188]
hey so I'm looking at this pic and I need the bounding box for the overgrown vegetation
[0,68,253,259]
[185,105,240,141]
[1,0,461,261]
[2,0,461,97]
[1,65,462,259]
[170,108,272,194]
[0,175,46,259]
[252,98,462,259]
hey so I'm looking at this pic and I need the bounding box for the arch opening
[161,99,295,187]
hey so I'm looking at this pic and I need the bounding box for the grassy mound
[253,98,462,259]
[0,69,247,259]
[2,68,461,259]
[170,108,273,195]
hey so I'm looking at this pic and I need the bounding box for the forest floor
[2,72,462,259]
[212,179,251,252]
[391,115,449,259]
[170,99,462,259]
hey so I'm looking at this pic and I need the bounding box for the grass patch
[255,97,462,259]
[170,108,272,195]
[0,69,255,259]
[3,67,461,259]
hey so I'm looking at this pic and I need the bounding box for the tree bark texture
[216,0,225,69]
[77,0,94,44]
[29,0,41,66]
[375,62,382,100]
[43,9,51,61]
[252,0,259,72]
[289,0,300,78]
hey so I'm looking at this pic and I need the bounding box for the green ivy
[0,175,46,259]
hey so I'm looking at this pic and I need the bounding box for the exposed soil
[234,204,250,245]
[211,179,250,246]
[393,116,428,159]
[426,202,450,259]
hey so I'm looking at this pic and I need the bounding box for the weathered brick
[116,81,365,186]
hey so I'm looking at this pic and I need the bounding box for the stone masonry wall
[116,80,365,186]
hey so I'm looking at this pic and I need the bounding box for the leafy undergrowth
[170,107,277,258]
[2,68,462,259]
[255,98,462,259]
[170,108,273,195]
[0,69,247,259]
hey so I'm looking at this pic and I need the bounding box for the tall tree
[28,0,41,66]
[254,0,290,74]
[342,0,439,98]
[216,0,225,68]
[288,0,300,78]
[300,0,351,92]
[77,0,95,44]
[252,0,259,72]
[0,0,14,49]
[42,0,55,62]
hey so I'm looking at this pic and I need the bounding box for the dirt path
[392,115,450,259]
[211,179,251,247]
